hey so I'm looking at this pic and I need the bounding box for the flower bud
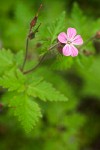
[57,40,64,54]
[95,31,100,39]
[0,103,3,108]
[0,103,3,113]
[82,49,94,56]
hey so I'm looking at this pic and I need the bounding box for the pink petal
[58,32,67,43]
[67,28,77,40]
[62,44,72,56]
[70,45,78,57]
[72,35,83,45]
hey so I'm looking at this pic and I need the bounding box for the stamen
[67,41,71,44]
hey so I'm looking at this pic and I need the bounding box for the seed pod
[28,32,35,40]
[30,4,42,29]
[30,16,38,29]
[28,23,41,40]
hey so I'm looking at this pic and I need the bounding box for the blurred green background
[0,0,100,150]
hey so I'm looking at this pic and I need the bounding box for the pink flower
[58,27,83,57]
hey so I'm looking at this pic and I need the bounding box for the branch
[79,35,96,50]
[23,42,59,75]
[21,37,29,71]
[23,53,47,74]
[21,4,42,72]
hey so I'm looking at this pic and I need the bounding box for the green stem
[23,42,59,75]
[48,42,60,51]
[23,53,47,74]
[79,35,95,50]
[21,37,29,71]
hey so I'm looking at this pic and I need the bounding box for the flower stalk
[23,42,60,74]
[21,4,42,72]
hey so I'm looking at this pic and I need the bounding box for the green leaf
[38,11,66,53]
[47,11,66,44]
[81,57,100,97]
[0,69,26,92]
[3,92,42,133]
[51,55,73,70]
[14,50,24,67]
[0,49,14,75]
[69,3,100,51]
[27,80,68,101]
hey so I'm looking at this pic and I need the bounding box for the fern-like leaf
[6,92,42,133]
[0,69,26,92]
[27,80,68,101]
[0,49,14,75]
[47,11,66,44]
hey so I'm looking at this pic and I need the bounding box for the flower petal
[70,45,78,57]
[67,28,77,40]
[72,35,83,45]
[58,32,67,43]
[62,44,72,56]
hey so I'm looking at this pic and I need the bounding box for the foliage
[0,48,68,132]
[0,0,100,150]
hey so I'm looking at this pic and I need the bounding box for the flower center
[67,41,71,44]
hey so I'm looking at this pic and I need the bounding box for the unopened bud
[95,31,100,39]
[0,103,3,113]
[57,41,64,54]
[0,103,3,108]
[83,49,94,56]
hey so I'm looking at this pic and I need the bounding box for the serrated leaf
[0,69,26,92]
[0,49,14,74]
[14,50,24,67]
[3,92,42,133]
[47,11,66,44]
[51,55,73,70]
[27,80,68,101]
[27,75,43,86]
[69,3,100,51]
[38,12,66,54]
[81,57,100,97]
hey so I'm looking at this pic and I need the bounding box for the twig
[79,35,95,51]
[23,42,59,74]
[21,37,29,71]
[48,42,60,51]
[21,4,42,72]
[23,53,47,74]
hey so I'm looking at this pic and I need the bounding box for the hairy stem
[79,35,95,50]
[21,37,29,71]
[23,42,59,74]
[23,53,47,74]
[48,42,60,51]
